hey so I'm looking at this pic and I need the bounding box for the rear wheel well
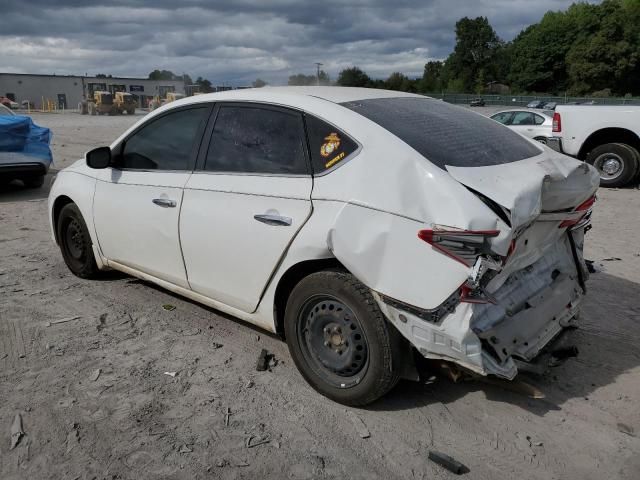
[52,195,74,244]
[578,128,640,159]
[273,257,346,339]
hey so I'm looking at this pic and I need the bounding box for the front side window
[120,106,208,170]
[204,105,307,175]
[305,114,359,174]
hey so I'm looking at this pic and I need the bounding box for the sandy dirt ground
[1,111,639,480]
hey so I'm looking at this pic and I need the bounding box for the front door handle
[152,198,177,208]
[253,214,292,226]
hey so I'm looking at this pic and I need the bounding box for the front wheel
[284,270,402,406]
[56,203,100,278]
[586,143,639,188]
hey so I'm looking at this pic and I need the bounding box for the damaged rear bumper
[375,232,586,379]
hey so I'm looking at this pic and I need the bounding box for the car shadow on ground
[0,170,57,203]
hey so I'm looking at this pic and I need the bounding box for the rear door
[509,111,537,139]
[180,103,312,313]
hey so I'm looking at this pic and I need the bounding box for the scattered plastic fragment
[428,450,467,475]
[256,349,269,371]
[162,304,176,311]
[163,371,177,377]
[10,413,24,450]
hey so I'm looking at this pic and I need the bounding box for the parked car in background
[49,87,598,405]
[0,96,19,110]
[543,102,557,110]
[549,105,640,187]
[0,104,15,116]
[526,100,545,109]
[490,109,554,144]
[0,115,53,188]
[470,98,485,107]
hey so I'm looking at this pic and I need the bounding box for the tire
[284,270,402,406]
[23,175,44,189]
[534,136,548,145]
[56,203,100,279]
[586,143,639,188]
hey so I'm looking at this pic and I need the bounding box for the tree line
[293,0,640,96]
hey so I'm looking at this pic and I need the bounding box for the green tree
[288,73,317,86]
[337,67,371,87]
[445,17,503,92]
[419,61,444,92]
[195,76,213,93]
[148,69,180,81]
[252,78,267,88]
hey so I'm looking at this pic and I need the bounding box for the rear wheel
[534,136,548,145]
[586,143,639,188]
[284,270,401,406]
[56,203,100,278]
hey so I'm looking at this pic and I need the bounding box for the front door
[93,105,210,288]
[180,103,313,313]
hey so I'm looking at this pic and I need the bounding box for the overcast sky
[1,0,596,85]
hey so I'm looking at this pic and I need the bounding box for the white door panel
[180,174,312,313]
[94,169,191,288]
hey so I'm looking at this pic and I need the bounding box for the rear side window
[534,114,546,125]
[121,106,207,170]
[305,114,359,173]
[511,112,535,125]
[340,97,541,169]
[204,105,307,175]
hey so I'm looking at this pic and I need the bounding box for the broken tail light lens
[559,195,596,228]
[417,229,500,267]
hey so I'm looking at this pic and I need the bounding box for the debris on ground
[212,342,223,349]
[347,411,371,439]
[163,371,178,377]
[162,304,176,311]
[601,257,622,262]
[178,444,193,453]
[550,346,579,366]
[256,349,269,371]
[617,422,635,437]
[245,380,254,388]
[46,315,81,327]
[10,413,24,450]
[245,435,270,448]
[428,450,467,475]
[65,425,79,454]
[90,368,101,381]
[225,407,231,427]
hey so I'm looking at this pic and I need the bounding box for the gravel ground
[1,111,639,480]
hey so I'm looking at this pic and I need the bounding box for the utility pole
[314,63,323,86]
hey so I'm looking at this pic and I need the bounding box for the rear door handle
[253,214,292,226]
[152,198,177,208]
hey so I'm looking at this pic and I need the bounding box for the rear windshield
[340,97,541,169]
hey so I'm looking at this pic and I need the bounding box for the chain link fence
[424,92,640,107]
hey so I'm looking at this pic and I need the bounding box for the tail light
[559,195,596,228]
[417,229,499,267]
[552,112,561,132]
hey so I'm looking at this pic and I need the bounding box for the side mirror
[86,147,111,169]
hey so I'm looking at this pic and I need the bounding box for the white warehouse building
[0,73,186,109]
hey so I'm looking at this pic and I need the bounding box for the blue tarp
[0,115,53,163]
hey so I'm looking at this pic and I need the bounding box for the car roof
[171,86,422,107]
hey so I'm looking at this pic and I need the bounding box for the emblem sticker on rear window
[325,151,345,169]
[320,133,341,157]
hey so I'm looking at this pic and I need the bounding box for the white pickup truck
[549,105,640,187]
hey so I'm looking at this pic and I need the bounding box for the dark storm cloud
[1,0,596,85]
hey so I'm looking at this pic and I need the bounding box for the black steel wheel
[56,203,100,278]
[284,270,403,406]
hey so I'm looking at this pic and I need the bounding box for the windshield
[340,97,541,169]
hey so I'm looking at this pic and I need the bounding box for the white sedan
[490,108,554,144]
[48,87,599,405]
